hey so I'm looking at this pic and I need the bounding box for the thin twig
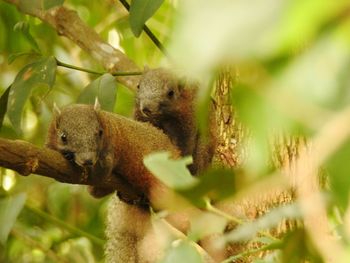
[220,241,282,263]
[56,58,142,76]
[205,199,279,242]
[118,0,169,57]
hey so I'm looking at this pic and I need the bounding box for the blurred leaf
[280,229,322,263]
[231,84,301,174]
[13,21,40,53]
[168,0,286,77]
[160,240,202,263]
[18,0,64,12]
[188,212,227,242]
[8,52,40,65]
[179,168,236,206]
[47,183,74,219]
[269,1,350,58]
[43,0,64,10]
[0,16,6,51]
[58,237,95,263]
[18,0,41,13]
[225,203,301,242]
[0,86,11,130]
[129,0,164,37]
[273,33,350,110]
[0,193,26,244]
[77,73,117,112]
[114,85,134,116]
[168,0,350,77]
[144,152,197,189]
[326,139,350,209]
[8,56,57,134]
[232,84,303,138]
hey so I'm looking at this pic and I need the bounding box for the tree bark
[0,137,142,197]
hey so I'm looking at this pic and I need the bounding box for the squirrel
[134,68,217,175]
[45,101,180,204]
[45,102,194,263]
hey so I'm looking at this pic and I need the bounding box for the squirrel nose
[83,159,94,166]
[141,106,152,116]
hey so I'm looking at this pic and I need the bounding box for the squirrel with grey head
[45,102,182,262]
[45,101,180,202]
[135,68,217,175]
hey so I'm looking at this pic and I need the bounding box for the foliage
[1,0,350,262]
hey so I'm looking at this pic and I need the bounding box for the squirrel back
[135,68,216,174]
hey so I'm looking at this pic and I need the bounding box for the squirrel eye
[136,84,140,90]
[167,90,175,99]
[60,132,67,143]
[98,129,103,137]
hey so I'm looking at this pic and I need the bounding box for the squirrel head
[136,68,185,117]
[52,103,103,168]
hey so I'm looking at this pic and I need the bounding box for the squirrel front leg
[88,153,146,204]
[88,151,115,198]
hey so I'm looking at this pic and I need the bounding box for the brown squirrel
[134,68,217,175]
[45,102,180,203]
[45,102,203,263]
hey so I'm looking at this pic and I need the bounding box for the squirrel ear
[94,97,101,111]
[53,102,61,116]
[53,103,61,130]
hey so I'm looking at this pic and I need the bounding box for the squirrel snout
[140,102,156,117]
[141,106,152,116]
[75,153,98,167]
[83,159,94,166]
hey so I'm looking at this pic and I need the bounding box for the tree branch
[0,137,140,198]
[3,0,141,91]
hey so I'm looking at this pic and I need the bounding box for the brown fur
[135,68,217,175]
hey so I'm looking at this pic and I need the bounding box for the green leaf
[0,86,11,130]
[43,0,64,10]
[179,167,237,206]
[280,229,323,263]
[129,0,164,37]
[225,203,302,242]
[160,240,202,263]
[18,0,41,14]
[18,0,64,12]
[77,73,117,112]
[143,152,197,189]
[0,193,27,244]
[8,52,39,65]
[0,16,6,52]
[326,139,350,209]
[8,56,57,134]
[13,21,41,53]
[231,84,307,175]
[188,212,227,242]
